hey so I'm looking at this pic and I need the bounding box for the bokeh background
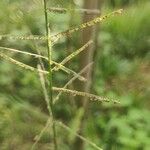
[0,0,149,150]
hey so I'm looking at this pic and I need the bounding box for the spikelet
[52,40,93,72]
[0,52,48,74]
[51,9,123,43]
[47,7,100,15]
[52,87,120,104]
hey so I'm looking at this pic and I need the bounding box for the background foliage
[0,0,149,149]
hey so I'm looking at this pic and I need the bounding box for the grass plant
[0,1,123,149]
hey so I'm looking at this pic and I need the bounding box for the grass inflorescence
[0,2,123,149]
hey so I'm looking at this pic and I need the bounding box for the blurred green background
[0,0,149,150]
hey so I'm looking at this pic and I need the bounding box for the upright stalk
[74,0,99,149]
[43,0,57,150]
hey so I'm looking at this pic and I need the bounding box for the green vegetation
[0,0,149,150]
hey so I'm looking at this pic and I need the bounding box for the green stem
[43,0,57,150]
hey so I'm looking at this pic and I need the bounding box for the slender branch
[43,0,57,150]
[31,64,51,149]
[57,121,103,150]
[51,9,123,43]
[38,65,50,108]
[32,118,103,150]
[0,52,48,74]
[1,6,121,46]
[53,87,120,104]
[0,46,86,81]
[47,7,100,15]
[53,62,93,103]
[31,119,52,150]
[0,34,46,40]
[0,9,123,44]
[52,40,93,72]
